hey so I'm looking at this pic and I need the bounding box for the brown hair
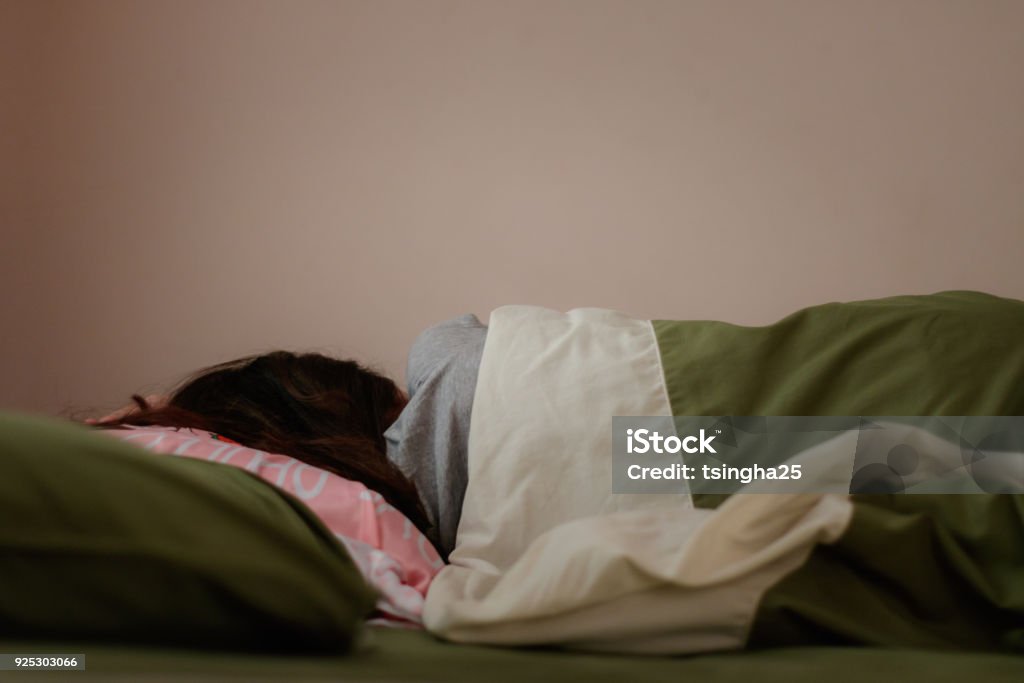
[92,351,432,536]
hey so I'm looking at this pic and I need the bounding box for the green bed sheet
[3,627,1024,682]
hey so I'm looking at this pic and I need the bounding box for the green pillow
[0,412,376,652]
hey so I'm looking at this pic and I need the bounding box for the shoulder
[413,313,487,347]
[409,314,488,379]
[406,314,488,394]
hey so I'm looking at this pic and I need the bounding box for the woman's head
[94,351,429,535]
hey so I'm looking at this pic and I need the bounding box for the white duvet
[422,306,853,654]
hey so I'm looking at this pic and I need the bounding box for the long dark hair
[92,351,432,536]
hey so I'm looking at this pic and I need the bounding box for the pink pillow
[102,426,443,624]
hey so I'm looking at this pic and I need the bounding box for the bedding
[103,426,443,625]
[0,412,375,651]
[424,290,1024,654]
[4,625,1024,683]
[5,289,1023,670]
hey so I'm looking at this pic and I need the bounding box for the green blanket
[651,291,1024,651]
[751,493,1024,651]
[653,290,1024,419]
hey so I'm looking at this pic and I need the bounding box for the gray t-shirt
[384,313,487,559]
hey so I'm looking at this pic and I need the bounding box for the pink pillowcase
[102,426,443,624]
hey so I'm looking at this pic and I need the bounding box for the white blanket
[422,306,853,654]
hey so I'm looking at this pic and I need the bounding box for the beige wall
[1,1,57,412]
[3,0,1023,415]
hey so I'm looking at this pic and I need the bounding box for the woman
[93,313,488,559]
[89,294,1024,652]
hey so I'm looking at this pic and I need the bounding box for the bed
[3,627,1024,682]
[3,290,1024,679]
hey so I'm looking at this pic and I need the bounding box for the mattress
[3,626,1023,682]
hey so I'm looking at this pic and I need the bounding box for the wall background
[2,0,1023,415]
